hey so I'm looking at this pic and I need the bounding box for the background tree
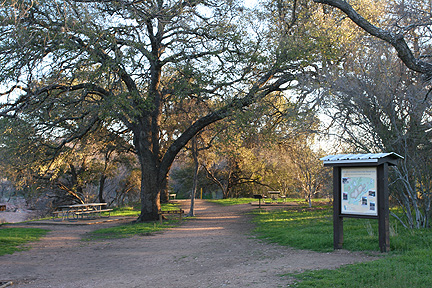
[306,0,432,228]
[0,115,137,209]
[111,167,141,207]
[313,0,432,78]
[318,38,432,228]
[287,141,331,207]
[172,84,324,199]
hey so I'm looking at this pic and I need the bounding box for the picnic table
[268,191,281,203]
[52,203,112,221]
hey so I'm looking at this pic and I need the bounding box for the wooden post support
[378,163,390,252]
[333,167,343,249]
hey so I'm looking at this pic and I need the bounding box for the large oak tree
[0,0,310,221]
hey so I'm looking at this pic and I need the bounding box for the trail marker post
[321,153,403,253]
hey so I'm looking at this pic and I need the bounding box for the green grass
[290,249,432,288]
[0,227,49,256]
[109,202,181,217]
[252,206,432,253]
[84,220,178,240]
[208,197,330,206]
[0,203,183,253]
[207,198,256,206]
[252,203,432,287]
[253,207,335,252]
[86,202,183,240]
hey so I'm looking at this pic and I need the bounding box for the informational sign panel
[341,167,377,216]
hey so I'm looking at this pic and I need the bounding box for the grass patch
[252,203,432,287]
[208,197,330,206]
[290,249,432,288]
[109,206,140,217]
[0,227,49,256]
[85,202,183,240]
[253,207,335,252]
[109,202,181,217]
[84,220,178,240]
[253,206,432,253]
[207,198,256,206]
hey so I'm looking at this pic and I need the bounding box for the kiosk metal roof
[320,153,403,166]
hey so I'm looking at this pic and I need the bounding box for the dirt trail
[0,200,376,288]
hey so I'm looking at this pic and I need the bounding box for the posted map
[341,167,377,216]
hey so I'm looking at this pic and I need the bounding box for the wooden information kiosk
[321,153,403,253]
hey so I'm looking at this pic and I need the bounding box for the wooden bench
[75,208,113,219]
[52,210,80,221]
[158,209,184,224]
[95,208,113,218]
[99,208,113,215]
[52,210,66,221]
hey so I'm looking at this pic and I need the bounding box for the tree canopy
[1,0,321,221]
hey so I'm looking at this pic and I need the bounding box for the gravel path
[0,200,376,287]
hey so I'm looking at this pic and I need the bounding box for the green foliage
[1,0,344,219]
[170,163,215,199]
[0,227,49,256]
[171,94,325,200]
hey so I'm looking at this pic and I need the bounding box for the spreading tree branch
[313,0,432,79]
